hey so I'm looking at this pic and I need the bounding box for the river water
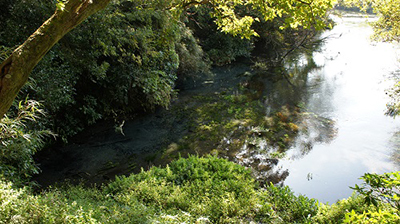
[278,13,400,203]
[34,12,400,204]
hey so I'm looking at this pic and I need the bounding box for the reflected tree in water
[155,36,340,185]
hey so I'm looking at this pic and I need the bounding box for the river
[278,12,400,203]
[34,12,400,204]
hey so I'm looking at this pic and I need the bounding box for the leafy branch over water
[351,172,400,210]
[0,99,54,185]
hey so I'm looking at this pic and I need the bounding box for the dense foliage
[315,172,400,223]
[1,1,398,223]
[351,172,400,210]
[0,156,398,223]
[0,0,209,139]
[0,0,335,140]
[0,156,312,223]
[0,100,53,186]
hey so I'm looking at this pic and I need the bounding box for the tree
[0,0,335,119]
[342,0,400,42]
[0,0,111,119]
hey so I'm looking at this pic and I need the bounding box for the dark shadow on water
[33,39,338,189]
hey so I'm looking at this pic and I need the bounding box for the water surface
[34,13,400,204]
[279,13,400,203]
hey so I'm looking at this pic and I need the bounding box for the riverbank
[33,56,333,189]
[32,12,400,205]
[4,156,400,223]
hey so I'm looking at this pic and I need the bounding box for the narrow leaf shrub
[0,99,53,185]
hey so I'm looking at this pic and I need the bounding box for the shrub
[314,172,400,223]
[0,99,53,185]
[313,195,368,223]
[106,155,261,223]
[0,156,321,223]
[260,183,319,223]
[344,208,400,224]
[351,172,400,210]
[186,6,254,66]
[4,156,395,223]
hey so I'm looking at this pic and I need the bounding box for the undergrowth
[0,156,398,223]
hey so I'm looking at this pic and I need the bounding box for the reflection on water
[278,13,400,203]
[289,112,337,160]
[34,13,400,201]
[229,31,339,185]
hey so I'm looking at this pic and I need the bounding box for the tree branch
[0,0,111,119]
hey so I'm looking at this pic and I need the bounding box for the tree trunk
[0,0,111,119]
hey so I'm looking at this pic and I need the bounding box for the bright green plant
[351,172,400,210]
[344,172,400,223]
[260,183,318,223]
[0,99,53,184]
[106,155,260,222]
[4,156,397,223]
[313,195,367,223]
[344,208,400,224]
[314,172,400,223]
[0,155,326,223]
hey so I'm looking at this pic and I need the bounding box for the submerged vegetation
[0,0,399,223]
[158,85,334,184]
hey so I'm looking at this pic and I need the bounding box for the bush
[0,156,323,223]
[261,183,319,223]
[175,24,210,76]
[2,155,397,223]
[0,99,53,185]
[313,172,400,223]
[313,195,368,223]
[106,155,261,223]
[314,195,399,224]
[351,172,400,210]
[344,208,400,224]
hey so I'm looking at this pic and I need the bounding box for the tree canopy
[0,0,335,119]
[173,0,336,38]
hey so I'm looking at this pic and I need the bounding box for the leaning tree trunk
[0,0,111,119]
